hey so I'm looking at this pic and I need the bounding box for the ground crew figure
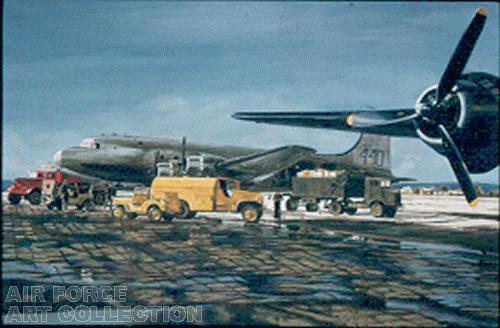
[273,193,283,222]
[61,184,69,212]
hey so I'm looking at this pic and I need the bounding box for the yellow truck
[112,187,181,222]
[151,177,264,223]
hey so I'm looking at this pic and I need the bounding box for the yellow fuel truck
[151,177,263,223]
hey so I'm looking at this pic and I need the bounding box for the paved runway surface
[2,202,498,326]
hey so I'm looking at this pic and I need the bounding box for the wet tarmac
[2,203,498,326]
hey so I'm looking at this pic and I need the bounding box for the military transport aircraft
[233,8,499,205]
[53,133,404,190]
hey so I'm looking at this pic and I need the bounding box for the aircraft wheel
[241,204,260,223]
[370,202,385,218]
[26,190,42,205]
[328,201,343,215]
[147,206,162,222]
[113,206,127,220]
[175,200,191,219]
[286,198,299,211]
[81,200,95,212]
[8,193,21,205]
[305,202,319,212]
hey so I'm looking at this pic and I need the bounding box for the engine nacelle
[415,72,499,174]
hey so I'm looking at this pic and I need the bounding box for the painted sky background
[3,1,499,182]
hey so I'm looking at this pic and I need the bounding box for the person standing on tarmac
[273,193,283,222]
[61,184,69,212]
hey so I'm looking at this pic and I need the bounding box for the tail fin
[344,133,391,170]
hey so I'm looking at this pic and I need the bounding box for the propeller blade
[347,112,419,128]
[437,124,478,206]
[436,7,488,103]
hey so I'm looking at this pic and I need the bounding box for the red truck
[7,170,110,206]
[6,170,59,205]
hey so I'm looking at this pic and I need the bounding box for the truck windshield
[220,180,235,197]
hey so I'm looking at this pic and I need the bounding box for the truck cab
[364,177,401,217]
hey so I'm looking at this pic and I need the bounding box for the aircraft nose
[53,149,63,166]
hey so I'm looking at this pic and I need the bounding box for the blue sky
[3,1,499,182]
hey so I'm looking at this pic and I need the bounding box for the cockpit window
[80,138,100,149]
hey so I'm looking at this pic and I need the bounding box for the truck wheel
[384,206,397,218]
[344,207,358,215]
[113,206,127,220]
[286,198,299,211]
[187,211,197,219]
[370,202,385,218]
[305,202,319,212]
[241,204,260,223]
[175,200,191,219]
[148,206,163,221]
[8,193,21,205]
[26,190,42,205]
[93,192,106,206]
[328,201,343,215]
[81,200,95,212]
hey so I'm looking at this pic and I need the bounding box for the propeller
[346,7,488,206]
[436,7,488,103]
[437,124,478,205]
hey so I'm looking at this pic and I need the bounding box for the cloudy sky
[3,1,499,182]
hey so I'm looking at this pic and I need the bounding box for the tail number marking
[359,148,385,167]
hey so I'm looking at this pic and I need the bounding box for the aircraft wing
[232,109,419,137]
[216,145,316,181]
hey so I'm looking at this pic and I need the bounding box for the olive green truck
[285,175,401,218]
